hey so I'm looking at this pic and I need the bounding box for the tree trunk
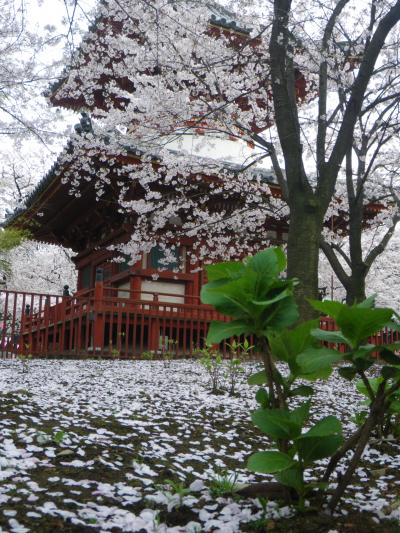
[287,204,323,320]
[346,193,367,305]
[345,269,367,305]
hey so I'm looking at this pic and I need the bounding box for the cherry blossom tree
[6,241,77,294]
[319,225,400,312]
[367,227,400,310]
[0,0,96,294]
[0,0,65,142]
[53,0,400,317]
[321,93,400,304]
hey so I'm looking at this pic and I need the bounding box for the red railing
[1,285,398,359]
[320,316,399,353]
[0,284,228,358]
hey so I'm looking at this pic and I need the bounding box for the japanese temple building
[2,131,287,357]
[0,2,385,358]
[0,4,292,358]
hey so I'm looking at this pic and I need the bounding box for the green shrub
[201,247,400,511]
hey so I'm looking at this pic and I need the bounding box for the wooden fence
[0,284,228,358]
[0,285,398,359]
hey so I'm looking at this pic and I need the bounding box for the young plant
[199,346,224,394]
[353,378,386,435]
[201,247,400,511]
[356,377,400,438]
[248,399,342,509]
[166,338,177,355]
[162,348,175,366]
[208,471,239,498]
[156,479,192,511]
[164,479,191,505]
[157,339,178,365]
[225,357,245,396]
[53,430,66,445]
[201,247,301,408]
[18,353,32,373]
[247,497,269,532]
[309,297,400,509]
[226,338,254,358]
[111,348,120,359]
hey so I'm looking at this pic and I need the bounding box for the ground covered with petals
[0,359,400,532]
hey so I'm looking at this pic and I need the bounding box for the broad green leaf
[373,342,400,355]
[352,344,378,360]
[200,279,230,305]
[289,401,311,427]
[311,328,350,345]
[275,464,304,493]
[264,296,299,331]
[296,434,343,464]
[252,408,301,440]
[200,277,255,317]
[200,280,243,317]
[356,377,384,398]
[206,320,250,344]
[289,385,314,397]
[205,261,244,282]
[356,295,376,308]
[337,307,393,348]
[380,349,400,365]
[389,399,400,413]
[247,247,286,277]
[247,451,295,474]
[309,300,346,320]
[251,289,291,308]
[297,366,333,381]
[297,347,343,374]
[338,366,357,381]
[248,370,267,386]
[304,416,342,437]
[202,249,298,331]
[255,388,269,408]
[295,416,343,464]
[383,320,400,332]
[53,431,65,444]
[382,366,400,380]
[353,356,374,372]
[268,320,319,367]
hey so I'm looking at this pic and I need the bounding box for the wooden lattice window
[149,245,180,271]
[118,254,130,273]
[81,265,91,289]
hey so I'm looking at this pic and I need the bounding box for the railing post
[42,295,50,356]
[148,293,160,352]
[93,268,105,354]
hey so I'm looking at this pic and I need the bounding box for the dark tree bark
[321,127,400,305]
[269,0,400,317]
[286,198,323,317]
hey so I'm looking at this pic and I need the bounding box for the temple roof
[4,127,277,253]
[47,1,252,108]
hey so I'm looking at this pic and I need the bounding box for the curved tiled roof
[4,131,276,229]
[47,1,251,102]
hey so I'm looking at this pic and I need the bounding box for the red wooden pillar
[59,297,67,355]
[43,296,50,356]
[131,268,141,301]
[93,268,105,354]
[192,265,201,301]
[148,294,160,352]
